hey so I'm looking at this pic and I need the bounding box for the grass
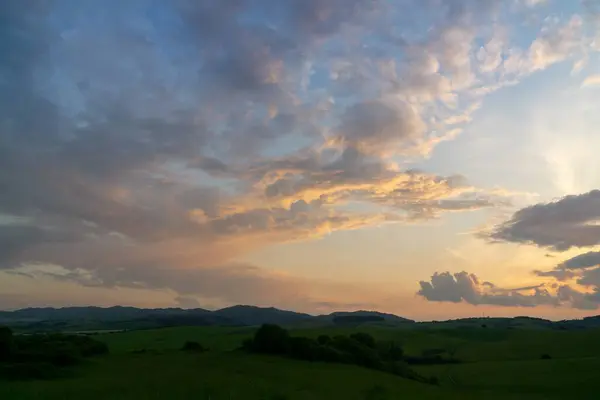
[2,325,600,399]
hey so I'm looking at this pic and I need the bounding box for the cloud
[418,271,561,307]
[1,0,598,308]
[334,101,425,155]
[559,251,600,269]
[533,250,600,282]
[522,0,548,7]
[556,285,598,310]
[5,261,393,313]
[482,249,600,310]
[582,74,600,87]
[174,296,202,309]
[527,16,585,71]
[485,190,600,251]
[534,269,578,281]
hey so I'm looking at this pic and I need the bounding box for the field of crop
[2,325,600,399]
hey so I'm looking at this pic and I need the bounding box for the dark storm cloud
[486,190,600,251]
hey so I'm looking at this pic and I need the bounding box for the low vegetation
[2,323,600,399]
[242,324,442,384]
[0,325,108,381]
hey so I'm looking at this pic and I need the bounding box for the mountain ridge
[1,305,598,331]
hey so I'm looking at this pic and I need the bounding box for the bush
[1,333,109,381]
[288,337,317,361]
[331,335,382,369]
[314,345,350,363]
[249,324,290,355]
[181,341,207,353]
[317,335,332,346]
[242,324,432,385]
[0,326,14,361]
[541,353,552,360]
[350,332,376,349]
[380,342,404,361]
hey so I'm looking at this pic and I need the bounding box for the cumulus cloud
[1,0,598,308]
[485,190,600,251]
[418,271,560,307]
[437,249,600,310]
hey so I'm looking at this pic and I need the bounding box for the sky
[1,0,600,320]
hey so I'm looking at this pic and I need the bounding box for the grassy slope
[0,352,467,400]
[2,326,600,399]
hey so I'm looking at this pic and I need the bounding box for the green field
[2,325,599,399]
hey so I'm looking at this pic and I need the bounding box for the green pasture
[1,325,599,399]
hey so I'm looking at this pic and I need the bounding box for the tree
[251,324,290,355]
[385,342,404,361]
[332,335,382,369]
[350,332,376,349]
[181,341,207,352]
[0,326,13,361]
[317,335,332,346]
[288,337,317,361]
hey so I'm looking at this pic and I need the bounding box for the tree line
[0,325,108,380]
[241,324,452,385]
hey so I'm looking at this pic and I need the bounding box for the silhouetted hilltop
[1,305,598,332]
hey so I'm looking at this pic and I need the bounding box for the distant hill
[0,305,317,332]
[328,310,413,323]
[1,305,598,332]
[212,305,312,325]
[0,306,207,322]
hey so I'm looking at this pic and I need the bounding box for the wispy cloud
[582,74,600,86]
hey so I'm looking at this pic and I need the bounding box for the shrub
[317,335,332,346]
[242,325,432,385]
[250,324,290,355]
[350,332,376,349]
[181,341,207,353]
[314,345,350,363]
[288,337,317,361]
[541,353,552,360]
[1,333,109,381]
[0,326,14,361]
[331,335,382,369]
[380,342,404,361]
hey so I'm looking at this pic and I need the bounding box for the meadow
[1,325,599,399]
